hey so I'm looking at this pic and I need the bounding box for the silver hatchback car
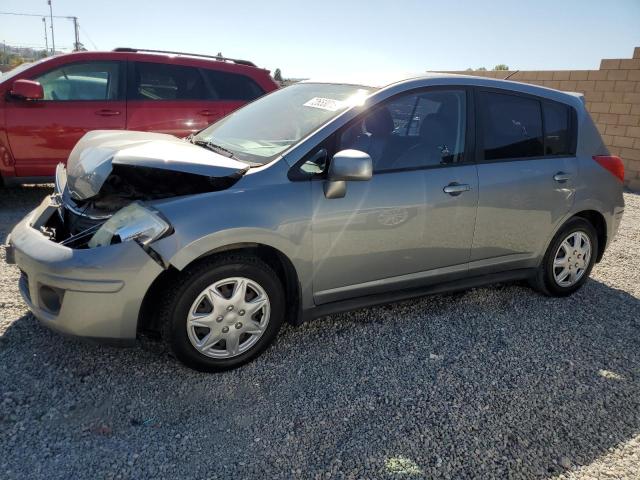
[7,73,625,371]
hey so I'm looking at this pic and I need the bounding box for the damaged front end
[40,130,249,249]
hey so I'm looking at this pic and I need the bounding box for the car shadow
[0,275,639,478]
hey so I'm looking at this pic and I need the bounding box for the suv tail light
[593,155,624,183]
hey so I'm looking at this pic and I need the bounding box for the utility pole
[48,0,55,55]
[42,17,49,55]
[72,16,80,51]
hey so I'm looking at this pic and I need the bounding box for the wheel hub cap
[186,277,271,359]
[553,231,591,288]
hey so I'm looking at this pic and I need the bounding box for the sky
[1,0,640,78]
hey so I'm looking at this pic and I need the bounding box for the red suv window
[201,69,265,101]
[133,62,206,100]
[35,61,123,101]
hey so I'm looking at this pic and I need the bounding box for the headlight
[88,202,171,248]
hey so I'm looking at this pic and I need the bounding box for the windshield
[0,56,51,84]
[0,62,35,83]
[192,83,375,165]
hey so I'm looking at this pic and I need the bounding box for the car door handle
[198,109,217,116]
[553,172,571,183]
[95,109,121,116]
[443,183,471,196]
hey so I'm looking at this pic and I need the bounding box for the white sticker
[303,97,345,112]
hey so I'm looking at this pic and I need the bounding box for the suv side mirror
[324,149,373,199]
[10,79,44,101]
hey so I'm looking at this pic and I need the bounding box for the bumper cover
[7,197,164,342]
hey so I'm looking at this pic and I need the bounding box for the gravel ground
[1,186,639,480]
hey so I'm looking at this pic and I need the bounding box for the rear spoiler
[565,91,586,104]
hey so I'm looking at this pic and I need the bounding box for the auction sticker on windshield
[303,97,345,111]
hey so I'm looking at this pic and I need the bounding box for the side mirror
[10,79,44,101]
[324,149,372,199]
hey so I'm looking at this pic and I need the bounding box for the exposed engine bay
[66,165,241,231]
[39,130,250,248]
[41,164,243,248]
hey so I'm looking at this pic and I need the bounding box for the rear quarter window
[542,101,573,156]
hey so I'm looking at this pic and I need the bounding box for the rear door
[471,89,578,271]
[5,60,125,177]
[126,61,213,137]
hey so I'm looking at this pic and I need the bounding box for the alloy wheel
[552,231,592,288]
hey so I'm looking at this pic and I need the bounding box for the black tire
[530,217,598,297]
[159,254,285,372]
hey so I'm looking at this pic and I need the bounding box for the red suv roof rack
[113,47,257,67]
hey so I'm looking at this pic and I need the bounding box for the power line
[78,24,97,50]
[1,10,85,52]
[0,11,75,19]
[2,43,74,49]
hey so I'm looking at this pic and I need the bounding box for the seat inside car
[394,98,461,169]
[341,106,396,170]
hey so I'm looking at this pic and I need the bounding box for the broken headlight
[88,202,171,248]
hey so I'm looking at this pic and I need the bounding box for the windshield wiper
[193,140,237,159]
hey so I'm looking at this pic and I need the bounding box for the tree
[493,64,509,71]
[9,56,25,67]
[273,68,283,82]
[477,67,487,71]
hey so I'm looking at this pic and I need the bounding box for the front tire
[531,217,598,297]
[159,255,285,372]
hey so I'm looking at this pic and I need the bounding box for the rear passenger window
[480,92,543,160]
[133,62,206,100]
[201,69,264,101]
[543,102,572,156]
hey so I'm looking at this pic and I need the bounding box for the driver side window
[339,89,467,172]
[35,61,121,101]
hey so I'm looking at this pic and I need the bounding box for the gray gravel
[1,186,639,480]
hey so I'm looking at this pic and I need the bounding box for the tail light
[593,155,624,183]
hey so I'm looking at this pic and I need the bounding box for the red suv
[0,48,278,185]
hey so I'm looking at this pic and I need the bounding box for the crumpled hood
[66,130,249,200]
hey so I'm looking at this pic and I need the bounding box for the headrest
[364,107,395,136]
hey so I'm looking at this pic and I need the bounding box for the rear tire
[530,217,598,297]
[159,254,285,372]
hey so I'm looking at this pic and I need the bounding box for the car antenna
[503,70,519,80]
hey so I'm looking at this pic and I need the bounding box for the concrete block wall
[447,47,640,191]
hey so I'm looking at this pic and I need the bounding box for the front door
[5,60,126,177]
[311,88,478,304]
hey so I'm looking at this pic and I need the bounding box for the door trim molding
[303,268,535,323]
[313,262,469,305]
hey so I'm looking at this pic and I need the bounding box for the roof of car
[302,71,584,107]
[111,48,258,67]
[301,71,449,88]
[37,49,269,72]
